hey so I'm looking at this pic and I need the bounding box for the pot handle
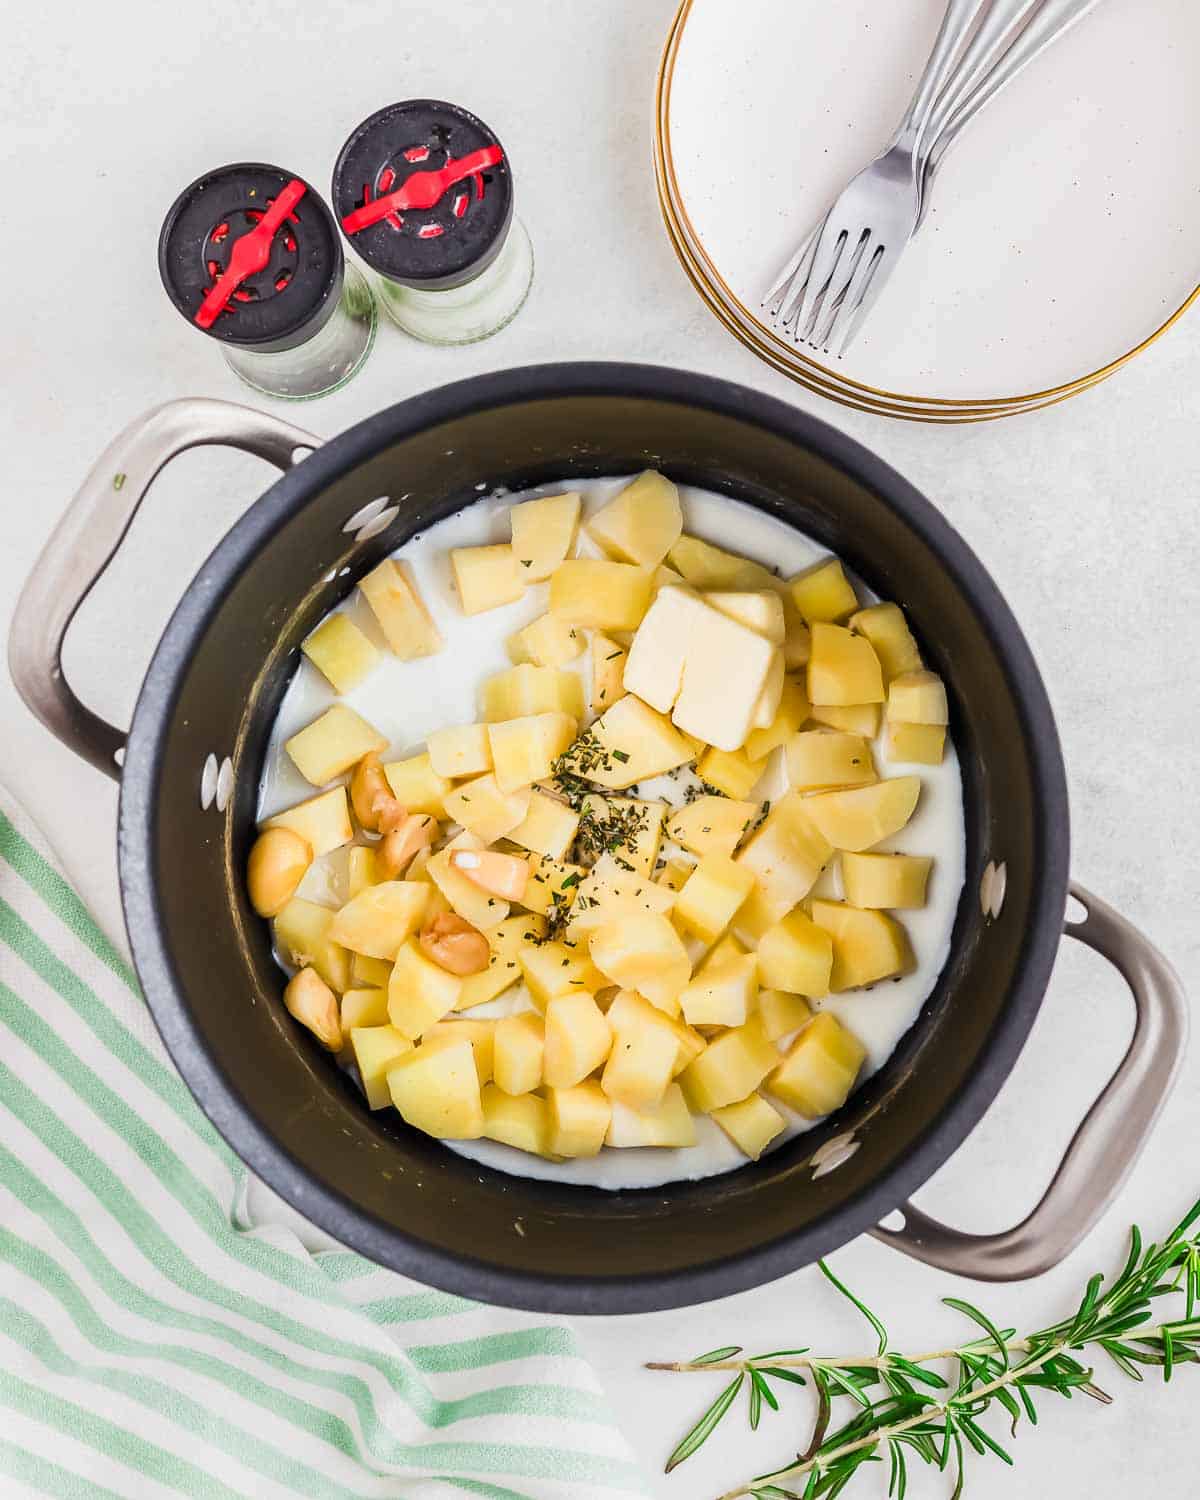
[871,882,1188,1280]
[8,398,321,781]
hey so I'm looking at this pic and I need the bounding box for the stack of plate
[654,0,1200,422]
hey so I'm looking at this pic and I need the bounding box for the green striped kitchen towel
[0,788,647,1500]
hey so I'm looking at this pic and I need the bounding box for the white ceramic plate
[662,0,1200,407]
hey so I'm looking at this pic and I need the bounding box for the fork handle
[894,0,993,152]
[922,0,1044,148]
[928,0,1109,170]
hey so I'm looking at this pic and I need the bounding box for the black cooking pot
[9,364,1187,1313]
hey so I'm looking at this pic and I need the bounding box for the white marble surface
[2,3,1198,1496]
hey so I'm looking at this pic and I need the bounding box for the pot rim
[119,361,1070,1312]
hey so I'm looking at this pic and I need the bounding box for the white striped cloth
[0,788,647,1500]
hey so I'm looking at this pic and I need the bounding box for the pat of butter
[751,649,785,730]
[626,585,778,752]
[704,590,786,644]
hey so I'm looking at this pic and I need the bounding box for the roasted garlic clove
[419,912,491,976]
[283,966,343,1051]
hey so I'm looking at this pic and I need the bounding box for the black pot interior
[121,367,1068,1312]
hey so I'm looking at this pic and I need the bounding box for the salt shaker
[158,163,376,400]
[332,100,533,346]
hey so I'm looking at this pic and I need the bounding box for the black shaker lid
[158,163,343,351]
[332,100,513,291]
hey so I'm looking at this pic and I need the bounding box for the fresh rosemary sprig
[650,1198,1200,1499]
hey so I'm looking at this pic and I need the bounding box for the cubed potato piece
[359,559,443,660]
[350,1024,413,1109]
[274,898,351,993]
[482,663,584,725]
[656,858,695,893]
[421,1018,496,1086]
[779,589,813,670]
[786,731,877,792]
[488,712,577,793]
[704,590,786,643]
[768,1012,866,1118]
[387,1041,483,1138]
[302,613,379,693]
[757,989,814,1042]
[841,852,932,909]
[674,855,756,944]
[427,723,493,779]
[586,471,683,568]
[451,544,526,615]
[667,796,760,859]
[543,992,613,1089]
[745,676,811,762]
[697,746,767,800]
[480,1084,554,1156]
[601,1014,679,1107]
[517,853,586,919]
[264,786,353,858]
[577,794,664,875]
[493,1012,545,1095]
[427,833,510,930]
[443,773,532,843]
[566,852,676,939]
[509,491,581,581]
[887,669,949,726]
[789,558,859,624]
[518,941,606,1010]
[507,789,581,860]
[809,900,915,990]
[346,847,378,900]
[550,559,653,631]
[547,1080,612,1157]
[757,909,834,996]
[508,612,585,669]
[696,931,748,975]
[456,913,546,1010]
[352,952,392,988]
[810,702,881,737]
[711,1092,786,1159]
[850,602,921,684]
[605,990,705,1075]
[329,880,430,959]
[387,938,463,1038]
[591,633,627,713]
[678,953,758,1028]
[733,791,832,936]
[680,1015,778,1113]
[383,754,452,818]
[588,911,692,1014]
[807,623,884,707]
[285,706,387,787]
[887,722,946,766]
[605,1083,696,1148]
[802,776,921,852]
[580,694,696,789]
[340,986,390,1032]
[667,536,775,591]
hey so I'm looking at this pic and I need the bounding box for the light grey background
[2,3,1197,1496]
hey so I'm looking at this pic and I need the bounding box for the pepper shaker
[332,100,533,346]
[158,163,376,400]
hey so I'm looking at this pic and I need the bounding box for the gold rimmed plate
[656,0,1200,419]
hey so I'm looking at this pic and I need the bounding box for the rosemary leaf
[664,1372,744,1472]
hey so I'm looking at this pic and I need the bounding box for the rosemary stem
[712,1344,1068,1500]
[648,1323,1177,1377]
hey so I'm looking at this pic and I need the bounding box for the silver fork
[763,0,992,343]
[767,0,1095,356]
